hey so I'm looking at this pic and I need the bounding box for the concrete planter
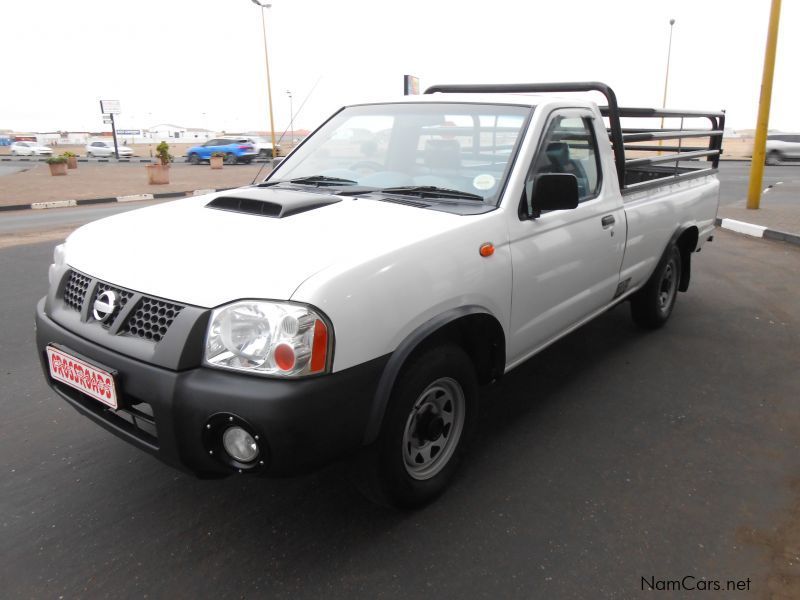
[48,162,68,176]
[66,156,78,169]
[146,164,170,185]
[210,156,224,170]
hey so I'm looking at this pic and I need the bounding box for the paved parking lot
[1,227,799,598]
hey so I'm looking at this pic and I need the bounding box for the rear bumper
[35,298,388,477]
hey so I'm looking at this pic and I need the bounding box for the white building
[146,124,213,142]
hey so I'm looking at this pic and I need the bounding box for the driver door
[507,109,625,365]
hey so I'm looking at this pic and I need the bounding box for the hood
[64,187,464,308]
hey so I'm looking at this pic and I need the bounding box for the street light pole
[286,90,293,146]
[251,0,277,159]
[660,19,676,130]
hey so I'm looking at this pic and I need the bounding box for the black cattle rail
[424,82,725,193]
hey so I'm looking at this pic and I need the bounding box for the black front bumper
[35,298,388,477]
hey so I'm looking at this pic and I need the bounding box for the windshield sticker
[473,174,496,191]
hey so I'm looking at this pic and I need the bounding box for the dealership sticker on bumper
[46,346,118,409]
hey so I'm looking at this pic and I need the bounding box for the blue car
[186,137,258,165]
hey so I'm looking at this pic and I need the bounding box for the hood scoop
[206,187,341,218]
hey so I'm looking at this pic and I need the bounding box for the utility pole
[286,90,294,145]
[747,0,782,210]
[251,0,278,160]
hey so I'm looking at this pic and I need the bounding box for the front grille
[64,270,91,312]
[61,269,185,344]
[121,298,184,343]
[92,282,134,328]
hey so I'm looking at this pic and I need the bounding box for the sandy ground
[1,139,751,158]
[0,141,291,158]
[0,138,753,208]
[0,163,272,206]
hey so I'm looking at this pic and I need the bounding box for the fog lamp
[222,426,259,463]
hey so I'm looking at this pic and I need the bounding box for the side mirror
[523,173,579,219]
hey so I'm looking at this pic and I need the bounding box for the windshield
[267,102,532,204]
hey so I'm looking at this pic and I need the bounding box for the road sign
[102,116,112,124]
[100,100,121,114]
[116,129,140,135]
[404,75,420,96]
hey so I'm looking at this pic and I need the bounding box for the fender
[362,305,499,445]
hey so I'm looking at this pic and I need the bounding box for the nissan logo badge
[93,290,118,322]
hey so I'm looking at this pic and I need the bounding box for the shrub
[155,141,173,166]
[46,156,68,164]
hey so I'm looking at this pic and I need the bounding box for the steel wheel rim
[658,259,677,312]
[402,377,465,481]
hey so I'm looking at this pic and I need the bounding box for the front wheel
[630,244,682,329]
[355,344,478,508]
[766,151,782,166]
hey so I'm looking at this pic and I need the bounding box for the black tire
[259,149,270,158]
[630,244,682,329]
[225,153,237,165]
[86,151,92,158]
[243,158,253,164]
[354,344,478,508]
[766,151,782,166]
[188,153,200,165]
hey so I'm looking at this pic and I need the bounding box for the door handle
[601,215,615,228]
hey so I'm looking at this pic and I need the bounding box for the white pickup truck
[36,82,724,507]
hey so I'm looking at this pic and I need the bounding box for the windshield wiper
[378,185,484,202]
[257,175,358,188]
[290,175,358,186]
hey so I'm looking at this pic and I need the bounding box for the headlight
[204,300,332,377]
[48,243,66,286]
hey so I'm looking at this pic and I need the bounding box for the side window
[528,114,602,203]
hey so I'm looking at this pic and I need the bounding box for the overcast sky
[1,0,798,134]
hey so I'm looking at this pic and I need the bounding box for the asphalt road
[2,225,800,597]
[718,161,800,207]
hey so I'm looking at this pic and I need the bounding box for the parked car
[10,141,52,156]
[85,140,134,158]
[242,136,280,158]
[36,82,723,508]
[186,138,257,165]
[766,133,800,165]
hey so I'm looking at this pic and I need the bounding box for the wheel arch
[674,225,698,292]
[363,306,505,445]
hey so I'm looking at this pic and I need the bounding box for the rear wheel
[630,244,682,329]
[189,153,200,165]
[225,153,237,165]
[354,344,478,508]
[86,151,93,158]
